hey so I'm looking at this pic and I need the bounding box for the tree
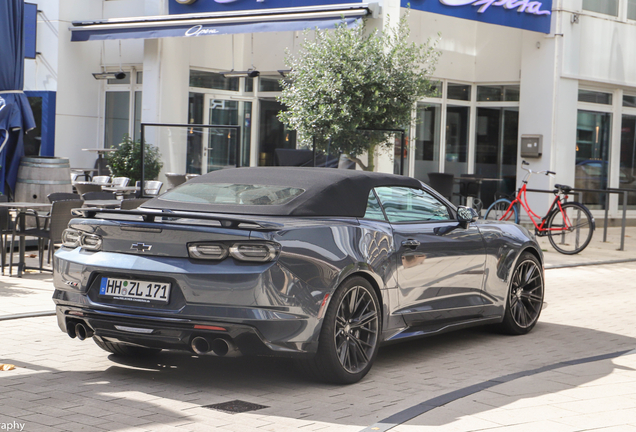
[278,11,440,171]
[107,135,163,184]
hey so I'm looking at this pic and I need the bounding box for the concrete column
[142,37,190,182]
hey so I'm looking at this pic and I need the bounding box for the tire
[93,336,162,357]
[298,276,381,384]
[547,202,594,255]
[498,252,544,335]
[484,198,519,223]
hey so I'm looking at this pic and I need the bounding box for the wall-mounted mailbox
[520,134,542,158]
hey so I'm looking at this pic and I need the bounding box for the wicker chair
[74,182,102,196]
[11,199,78,272]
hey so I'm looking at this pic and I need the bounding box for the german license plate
[99,277,171,304]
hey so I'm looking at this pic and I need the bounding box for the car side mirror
[457,206,479,226]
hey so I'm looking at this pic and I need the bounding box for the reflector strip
[194,325,227,331]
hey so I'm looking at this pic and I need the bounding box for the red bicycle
[484,160,595,254]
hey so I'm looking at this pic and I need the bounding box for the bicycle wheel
[484,198,519,223]
[547,202,594,254]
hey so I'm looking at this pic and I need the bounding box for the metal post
[620,190,628,251]
[603,191,610,242]
[400,132,405,176]
[140,123,145,198]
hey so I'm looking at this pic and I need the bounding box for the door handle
[401,239,420,248]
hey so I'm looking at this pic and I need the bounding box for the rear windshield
[159,183,305,206]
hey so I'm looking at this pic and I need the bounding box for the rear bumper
[54,300,317,357]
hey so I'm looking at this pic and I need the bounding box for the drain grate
[203,400,269,414]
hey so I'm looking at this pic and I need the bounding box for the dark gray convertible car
[53,168,544,384]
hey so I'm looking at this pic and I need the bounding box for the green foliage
[278,11,440,170]
[107,135,163,184]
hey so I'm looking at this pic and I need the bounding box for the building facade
[23,0,636,218]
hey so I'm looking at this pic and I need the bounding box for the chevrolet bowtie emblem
[131,243,152,252]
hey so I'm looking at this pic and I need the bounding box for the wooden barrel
[15,157,73,203]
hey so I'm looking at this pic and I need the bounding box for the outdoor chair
[92,176,111,184]
[165,173,187,190]
[427,173,454,201]
[74,182,102,196]
[0,195,13,275]
[10,199,78,272]
[82,191,117,201]
[134,181,163,197]
[47,192,82,203]
[120,198,150,210]
[143,180,163,196]
[111,177,130,187]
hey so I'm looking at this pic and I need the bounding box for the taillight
[230,243,279,262]
[62,229,81,248]
[80,234,102,251]
[62,229,102,251]
[188,242,279,262]
[187,243,228,260]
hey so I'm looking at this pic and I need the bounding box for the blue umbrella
[0,0,36,196]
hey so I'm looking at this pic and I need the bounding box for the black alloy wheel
[498,252,544,335]
[298,276,380,384]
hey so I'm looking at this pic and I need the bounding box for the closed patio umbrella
[0,0,36,196]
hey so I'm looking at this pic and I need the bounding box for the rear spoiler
[71,207,284,230]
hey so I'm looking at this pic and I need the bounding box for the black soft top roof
[143,167,423,217]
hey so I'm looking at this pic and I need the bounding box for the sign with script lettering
[406,0,553,34]
[169,0,363,15]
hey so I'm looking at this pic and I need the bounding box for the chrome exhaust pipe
[191,336,211,355]
[75,323,94,341]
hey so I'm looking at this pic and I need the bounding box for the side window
[375,187,451,223]
[363,190,386,221]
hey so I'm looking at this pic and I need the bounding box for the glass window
[445,106,470,177]
[104,92,130,148]
[583,0,618,16]
[447,83,471,101]
[477,85,520,102]
[245,77,254,93]
[136,71,143,85]
[429,80,442,98]
[107,72,130,85]
[189,70,239,91]
[578,90,612,105]
[629,0,636,20]
[413,103,441,182]
[364,191,386,220]
[575,110,611,209]
[620,115,636,209]
[475,107,518,207]
[374,187,451,223]
[160,183,305,205]
[624,95,636,107]
[259,77,283,92]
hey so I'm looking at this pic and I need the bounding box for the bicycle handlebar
[521,160,556,177]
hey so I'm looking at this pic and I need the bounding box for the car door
[374,186,487,326]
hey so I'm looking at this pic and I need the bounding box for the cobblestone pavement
[1,229,636,431]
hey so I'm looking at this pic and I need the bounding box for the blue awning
[70,4,377,42]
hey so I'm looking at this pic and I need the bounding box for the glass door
[202,96,252,173]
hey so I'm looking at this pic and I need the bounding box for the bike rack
[526,187,633,251]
